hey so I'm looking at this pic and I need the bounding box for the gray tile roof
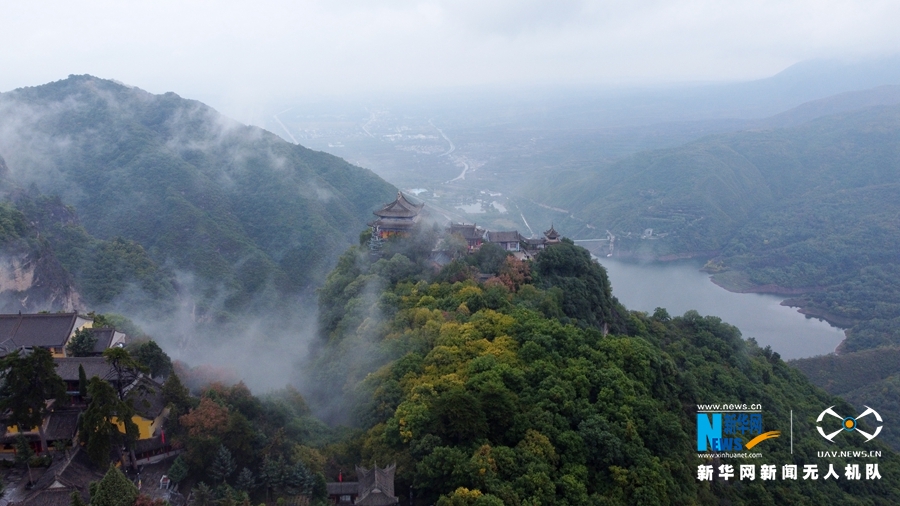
[327,482,359,495]
[0,312,78,350]
[45,409,80,440]
[373,192,424,219]
[54,357,115,381]
[126,376,167,420]
[485,230,521,243]
[89,327,117,353]
[449,223,484,240]
[11,447,103,506]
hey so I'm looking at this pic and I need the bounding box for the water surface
[599,259,845,359]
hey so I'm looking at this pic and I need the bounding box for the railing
[133,448,184,466]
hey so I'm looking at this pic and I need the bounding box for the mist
[0,77,398,426]
[3,1,900,122]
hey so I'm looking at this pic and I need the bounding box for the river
[598,259,846,359]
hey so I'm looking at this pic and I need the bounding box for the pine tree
[14,435,35,484]
[210,444,236,484]
[0,348,67,454]
[80,377,138,467]
[261,455,285,502]
[235,467,256,492]
[191,482,215,506]
[161,372,192,417]
[167,455,189,484]
[90,465,139,506]
[78,364,88,398]
[102,348,146,400]
[70,490,87,506]
[66,328,98,357]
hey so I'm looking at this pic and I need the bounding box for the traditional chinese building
[370,192,424,239]
[449,223,485,251]
[543,225,561,245]
[0,312,94,358]
[326,463,400,505]
[484,230,523,252]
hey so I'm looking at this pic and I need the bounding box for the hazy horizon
[4,1,900,124]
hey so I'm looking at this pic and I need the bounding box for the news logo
[697,405,780,452]
[816,406,883,443]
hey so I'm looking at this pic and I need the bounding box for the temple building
[370,192,424,239]
[543,225,561,245]
[326,463,400,506]
[0,312,94,358]
[484,230,523,252]
[449,223,485,251]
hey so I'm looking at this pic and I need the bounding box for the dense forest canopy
[306,231,900,505]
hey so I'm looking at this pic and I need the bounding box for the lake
[598,259,846,359]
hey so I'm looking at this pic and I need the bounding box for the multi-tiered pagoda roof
[371,192,424,238]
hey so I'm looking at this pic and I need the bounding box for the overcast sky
[3,0,899,113]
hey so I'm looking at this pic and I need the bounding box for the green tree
[468,243,508,274]
[78,364,88,398]
[102,348,147,400]
[129,340,172,379]
[533,240,624,331]
[161,373,192,415]
[0,348,67,454]
[89,465,139,506]
[191,482,215,506]
[70,490,87,506]
[235,467,256,492]
[66,327,98,357]
[167,455,189,484]
[210,444,237,484]
[80,377,138,467]
[261,455,285,502]
[431,387,488,445]
[14,435,35,484]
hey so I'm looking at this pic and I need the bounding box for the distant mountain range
[0,75,396,317]
[533,94,900,360]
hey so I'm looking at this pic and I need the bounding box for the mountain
[0,75,396,316]
[791,348,900,452]
[753,85,900,129]
[538,103,900,351]
[308,238,900,504]
[0,188,81,312]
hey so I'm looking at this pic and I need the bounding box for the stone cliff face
[0,243,81,313]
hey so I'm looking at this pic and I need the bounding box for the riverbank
[706,269,851,352]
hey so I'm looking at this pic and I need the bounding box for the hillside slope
[0,75,396,314]
[311,239,900,505]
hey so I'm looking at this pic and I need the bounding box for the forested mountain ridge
[309,237,900,505]
[0,75,397,315]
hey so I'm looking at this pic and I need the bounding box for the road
[446,160,470,183]
[430,119,455,156]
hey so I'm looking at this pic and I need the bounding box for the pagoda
[543,224,561,245]
[371,192,424,239]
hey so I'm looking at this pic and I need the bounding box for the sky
[3,0,900,114]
